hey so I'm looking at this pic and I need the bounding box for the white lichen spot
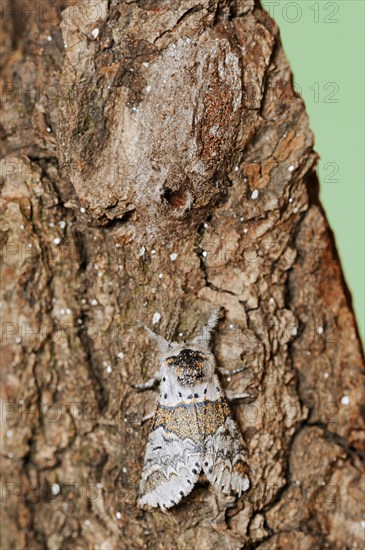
[316,326,324,335]
[292,326,298,336]
[116,512,122,520]
[324,372,329,379]
[122,467,127,473]
[143,62,149,67]
[293,207,299,213]
[243,228,248,234]
[202,250,208,257]
[146,85,152,93]
[15,337,21,344]
[6,430,13,438]
[204,223,209,229]
[106,365,112,374]
[96,483,102,489]
[170,252,178,262]
[51,483,61,496]
[269,297,275,305]
[158,273,163,279]
[341,395,350,406]
[289,197,293,203]
[360,520,365,528]
[288,165,295,172]
[118,265,123,271]
[229,324,234,329]
[59,220,66,229]
[47,35,52,42]
[90,299,98,306]
[46,127,52,132]
[178,332,183,337]
[151,249,156,255]
[234,166,239,172]
[251,189,259,200]
[118,352,125,359]
[80,207,86,213]
[84,520,90,526]
[152,312,161,325]
[295,480,301,485]
[140,246,146,256]
[91,28,99,39]
[60,308,66,316]
[81,298,86,305]
[28,243,32,248]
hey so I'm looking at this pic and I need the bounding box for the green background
[261,0,364,342]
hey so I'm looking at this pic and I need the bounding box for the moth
[136,310,250,510]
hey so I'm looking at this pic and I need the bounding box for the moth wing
[202,398,250,496]
[138,405,203,510]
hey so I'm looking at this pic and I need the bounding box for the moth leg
[218,365,248,377]
[225,390,253,402]
[133,376,160,391]
[141,411,155,424]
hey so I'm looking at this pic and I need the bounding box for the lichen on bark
[0,1,364,549]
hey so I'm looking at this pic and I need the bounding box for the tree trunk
[1,1,364,549]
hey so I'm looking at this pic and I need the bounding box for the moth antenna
[192,308,221,345]
[142,324,171,354]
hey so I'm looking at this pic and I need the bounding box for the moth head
[163,345,215,387]
[143,309,220,387]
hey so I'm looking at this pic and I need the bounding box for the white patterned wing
[202,400,250,496]
[138,404,204,509]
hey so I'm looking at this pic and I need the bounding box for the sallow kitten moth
[137,310,250,510]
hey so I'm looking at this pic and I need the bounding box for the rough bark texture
[0,1,364,549]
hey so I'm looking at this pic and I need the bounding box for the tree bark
[1,1,364,549]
